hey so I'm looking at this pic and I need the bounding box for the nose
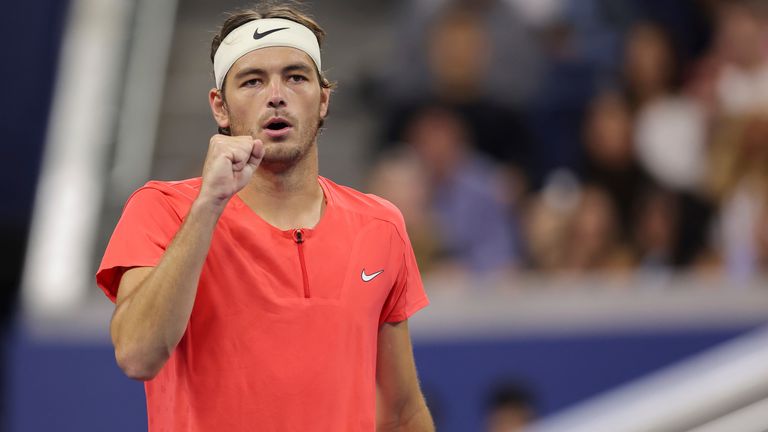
[267,80,286,108]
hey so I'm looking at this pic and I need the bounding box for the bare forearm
[401,404,434,432]
[110,135,264,380]
[111,198,223,379]
[377,399,435,432]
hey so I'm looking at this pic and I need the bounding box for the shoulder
[128,177,201,202]
[123,177,202,214]
[320,176,407,230]
[136,177,202,199]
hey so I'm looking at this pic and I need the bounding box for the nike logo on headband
[253,27,289,40]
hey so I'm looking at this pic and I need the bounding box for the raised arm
[110,135,264,381]
[376,320,435,431]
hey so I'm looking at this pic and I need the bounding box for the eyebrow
[283,63,313,74]
[233,63,314,81]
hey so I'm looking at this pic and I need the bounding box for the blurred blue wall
[6,324,755,431]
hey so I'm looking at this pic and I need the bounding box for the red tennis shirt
[96,176,430,431]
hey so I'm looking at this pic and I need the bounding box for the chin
[262,144,303,164]
[263,138,294,152]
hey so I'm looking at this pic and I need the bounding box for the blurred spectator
[523,170,580,271]
[553,0,712,77]
[623,21,709,193]
[581,90,653,243]
[485,382,536,432]
[617,21,714,270]
[628,0,714,68]
[382,0,544,107]
[524,177,633,274]
[525,19,598,189]
[713,0,768,115]
[632,186,681,271]
[708,112,768,279]
[623,21,681,109]
[688,0,768,116]
[561,184,635,274]
[378,1,535,183]
[370,106,521,276]
[524,1,712,190]
[426,5,491,105]
[373,0,768,279]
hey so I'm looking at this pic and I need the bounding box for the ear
[319,87,331,119]
[208,87,230,130]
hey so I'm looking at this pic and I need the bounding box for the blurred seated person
[626,22,708,193]
[378,3,535,181]
[522,170,578,271]
[631,186,681,272]
[369,106,520,277]
[581,90,654,244]
[561,184,635,274]
[525,178,634,275]
[687,0,768,117]
[708,111,768,280]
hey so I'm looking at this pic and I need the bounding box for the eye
[288,74,308,83]
[242,78,262,87]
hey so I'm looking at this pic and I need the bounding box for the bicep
[115,266,154,306]
[109,266,153,345]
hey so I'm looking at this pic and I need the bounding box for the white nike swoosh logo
[361,269,384,282]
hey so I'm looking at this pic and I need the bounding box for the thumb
[247,139,265,169]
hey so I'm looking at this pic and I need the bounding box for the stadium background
[3,0,768,431]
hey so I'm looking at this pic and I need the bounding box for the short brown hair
[210,1,334,90]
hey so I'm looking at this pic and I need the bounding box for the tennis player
[96,3,434,431]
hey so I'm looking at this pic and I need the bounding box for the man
[96,4,434,431]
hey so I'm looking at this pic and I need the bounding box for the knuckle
[209,135,224,150]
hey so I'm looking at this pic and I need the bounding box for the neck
[237,146,325,230]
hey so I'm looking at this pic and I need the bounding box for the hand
[198,134,264,208]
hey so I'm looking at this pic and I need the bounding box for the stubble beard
[231,115,321,172]
[260,128,314,167]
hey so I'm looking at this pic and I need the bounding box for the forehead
[228,46,316,75]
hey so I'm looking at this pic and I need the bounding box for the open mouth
[263,117,293,133]
[266,121,290,130]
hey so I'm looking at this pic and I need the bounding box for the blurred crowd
[361,0,768,283]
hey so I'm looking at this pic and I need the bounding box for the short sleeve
[95,187,183,302]
[379,218,430,325]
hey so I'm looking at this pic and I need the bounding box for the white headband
[213,18,322,89]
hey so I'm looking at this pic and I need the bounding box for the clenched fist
[198,134,264,208]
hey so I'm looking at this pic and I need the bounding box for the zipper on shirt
[292,229,310,298]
